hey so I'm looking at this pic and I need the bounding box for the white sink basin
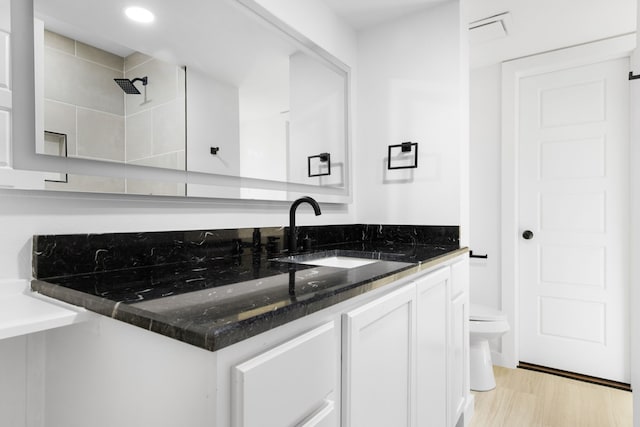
[291,256,379,269]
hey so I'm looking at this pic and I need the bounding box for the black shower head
[114,76,148,94]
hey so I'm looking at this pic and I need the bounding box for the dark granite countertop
[31,224,466,351]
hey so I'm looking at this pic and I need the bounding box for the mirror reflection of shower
[114,76,151,105]
[114,76,148,94]
[37,27,187,193]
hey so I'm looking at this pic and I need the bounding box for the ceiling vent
[468,12,511,44]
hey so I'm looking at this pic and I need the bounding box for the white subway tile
[76,41,124,71]
[76,108,125,161]
[44,48,124,115]
[44,30,75,55]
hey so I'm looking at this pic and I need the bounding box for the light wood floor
[469,366,632,427]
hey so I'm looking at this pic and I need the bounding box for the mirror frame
[10,0,352,203]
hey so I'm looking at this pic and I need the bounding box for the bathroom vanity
[30,224,472,427]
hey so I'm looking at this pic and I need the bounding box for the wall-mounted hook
[629,71,640,81]
[210,147,219,155]
[401,142,413,152]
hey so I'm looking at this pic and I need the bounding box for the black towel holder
[469,250,488,259]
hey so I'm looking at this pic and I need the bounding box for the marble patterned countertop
[31,224,465,351]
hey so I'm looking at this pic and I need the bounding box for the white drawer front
[232,321,337,427]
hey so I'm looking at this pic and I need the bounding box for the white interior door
[518,57,630,383]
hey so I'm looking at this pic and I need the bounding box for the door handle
[522,230,534,240]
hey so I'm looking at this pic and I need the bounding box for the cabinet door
[449,293,467,425]
[342,285,417,427]
[449,258,470,426]
[415,268,449,427]
[232,321,337,427]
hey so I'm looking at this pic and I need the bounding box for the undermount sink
[295,256,379,269]
[275,252,381,269]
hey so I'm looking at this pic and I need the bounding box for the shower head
[114,76,148,94]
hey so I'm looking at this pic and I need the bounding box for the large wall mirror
[14,0,350,201]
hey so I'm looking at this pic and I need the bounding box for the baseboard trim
[518,361,631,392]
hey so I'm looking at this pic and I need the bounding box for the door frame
[499,34,636,369]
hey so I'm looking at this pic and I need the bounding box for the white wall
[250,0,357,67]
[289,51,345,186]
[466,0,637,68]
[468,64,501,308]
[238,56,289,184]
[187,67,241,180]
[355,0,466,230]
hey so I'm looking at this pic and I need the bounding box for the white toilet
[469,304,510,391]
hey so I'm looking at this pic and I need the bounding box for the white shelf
[0,281,90,340]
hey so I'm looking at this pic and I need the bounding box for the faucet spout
[288,196,321,253]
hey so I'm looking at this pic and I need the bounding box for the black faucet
[288,196,321,253]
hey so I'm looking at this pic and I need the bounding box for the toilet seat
[470,304,507,322]
[469,319,510,334]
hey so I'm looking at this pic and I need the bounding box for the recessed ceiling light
[125,6,155,24]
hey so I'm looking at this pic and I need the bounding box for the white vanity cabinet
[32,254,469,427]
[342,257,470,427]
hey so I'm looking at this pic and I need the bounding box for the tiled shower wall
[122,51,186,196]
[43,30,126,163]
[42,30,185,195]
[123,51,186,171]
